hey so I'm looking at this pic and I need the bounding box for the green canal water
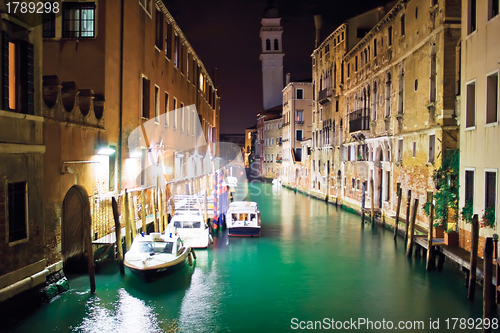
[10,183,499,332]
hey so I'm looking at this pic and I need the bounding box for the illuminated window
[174,34,179,68]
[62,2,96,38]
[199,73,204,91]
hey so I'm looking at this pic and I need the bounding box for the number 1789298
[6,2,60,14]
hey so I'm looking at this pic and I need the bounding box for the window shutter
[20,40,35,115]
[142,78,150,118]
[2,32,9,111]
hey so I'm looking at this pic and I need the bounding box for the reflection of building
[41,1,219,273]
[0,8,46,302]
[458,0,499,254]
[281,81,313,185]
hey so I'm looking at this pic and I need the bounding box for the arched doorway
[62,185,92,272]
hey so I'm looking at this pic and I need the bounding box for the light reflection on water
[10,183,497,333]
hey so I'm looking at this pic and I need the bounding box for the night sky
[165,0,388,134]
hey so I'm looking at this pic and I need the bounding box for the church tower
[260,5,284,110]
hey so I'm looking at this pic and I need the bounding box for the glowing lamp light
[165,166,173,175]
[129,150,142,158]
[96,147,115,155]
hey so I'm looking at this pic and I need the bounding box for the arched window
[372,81,378,120]
[266,39,271,50]
[274,39,279,50]
[385,72,392,117]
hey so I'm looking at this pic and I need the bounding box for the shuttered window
[142,77,150,118]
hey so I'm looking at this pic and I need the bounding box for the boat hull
[127,257,188,283]
[228,227,261,237]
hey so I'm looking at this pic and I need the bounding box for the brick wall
[459,228,487,258]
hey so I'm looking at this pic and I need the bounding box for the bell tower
[260,5,284,110]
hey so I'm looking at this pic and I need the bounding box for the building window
[385,73,391,117]
[468,0,477,34]
[296,130,303,141]
[385,171,390,201]
[388,26,393,46]
[142,77,150,118]
[412,142,416,158]
[489,0,499,20]
[43,12,56,38]
[173,98,177,128]
[296,110,304,122]
[139,0,152,15]
[165,23,172,59]
[274,39,279,50]
[485,171,497,216]
[398,69,404,114]
[428,134,435,162]
[486,72,498,124]
[465,170,474,204]
[154,85,159,122]
[180,43,185,74]
[180,103,184,131]
[397,139,403,162]
[336,100,339,112]
[164,92,169,126]
[400,14,405,36]
[297,89,304,99]
[466,81,476,128]
[430,48,437,103]
[62,2,96,38]
[355,56,358,71]
[266,39,271,51]
[372,81,377,120]
[7,182,28,243]
[155,10,163,49]
[174,34,180,68]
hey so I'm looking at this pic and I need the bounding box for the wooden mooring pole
[406,198,418,258]
[370,179,375,223]
[111,197,124,275]
[124,190,131,251]
[468,214,479,301]
[84,210,96,293]
[404,190,412,247]
[152,187,158,233]
[394,187,402,240]
[495,237,500,304]
[426,198,435,271]
[140,190,147,234]
[483,237,493,333]
[361,181,366,223]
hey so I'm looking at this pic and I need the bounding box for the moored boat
[165,211,212,249]
[226,201,261,237]
[124,233,195,282]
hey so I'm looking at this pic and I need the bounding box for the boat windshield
[131,241,174,254]
[173,221,202,228]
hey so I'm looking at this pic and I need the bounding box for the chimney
[286,73,291,85]
[314,15,323,48]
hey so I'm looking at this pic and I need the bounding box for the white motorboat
[124,233,195,282]
[165,211,212,249]
[226,201,261,237]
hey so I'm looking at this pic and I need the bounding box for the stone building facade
[281,82,313,185]
[458,0,500,253]
[310,0,461,227]
[261,110,282,179]
[41,0,220,267]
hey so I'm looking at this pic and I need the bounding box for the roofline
[282,81,313,92]
[311,23,348,57]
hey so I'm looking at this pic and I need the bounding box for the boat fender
[209,234,213,244]
[191,248,197,260]
[188,253,193,266]
[177,247,185,256]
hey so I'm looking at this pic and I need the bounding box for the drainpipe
[118,0,124,191]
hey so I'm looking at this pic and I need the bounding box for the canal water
[10,183,498,332]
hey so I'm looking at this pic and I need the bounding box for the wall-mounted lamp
[97,146,116,155]
[129,150,142,158]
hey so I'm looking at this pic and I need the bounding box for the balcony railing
[349,109,370,133]
[317,88,332,105]
[295,120,304,125]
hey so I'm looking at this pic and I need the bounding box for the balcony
[349,109,370,133]
[317,88,332,105]
[295,120,304,125]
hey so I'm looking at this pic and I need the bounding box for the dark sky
[165,0,387,134]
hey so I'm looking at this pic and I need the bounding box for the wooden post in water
[129,193,136,239]
[158,189,163,233]
[404,190,412,247]
[152,187,158,232]
[361,181,366,223]
[468,214,479,301]
[111,197,124,274]
[84,209,96,293]
[483,237,493,333]
[394,187,402,240]
[370,179,375,223]
[495,238,500,304]
[140,190,147,234]
[426,198,435,271]
[123,190,131,251]
[406,198,419,257]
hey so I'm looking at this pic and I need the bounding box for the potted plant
[444,223,459,246]
[481,206,496,229]
[433,221,446,238]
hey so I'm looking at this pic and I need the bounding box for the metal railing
[317,88,332,103]
[349,109,370,133]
